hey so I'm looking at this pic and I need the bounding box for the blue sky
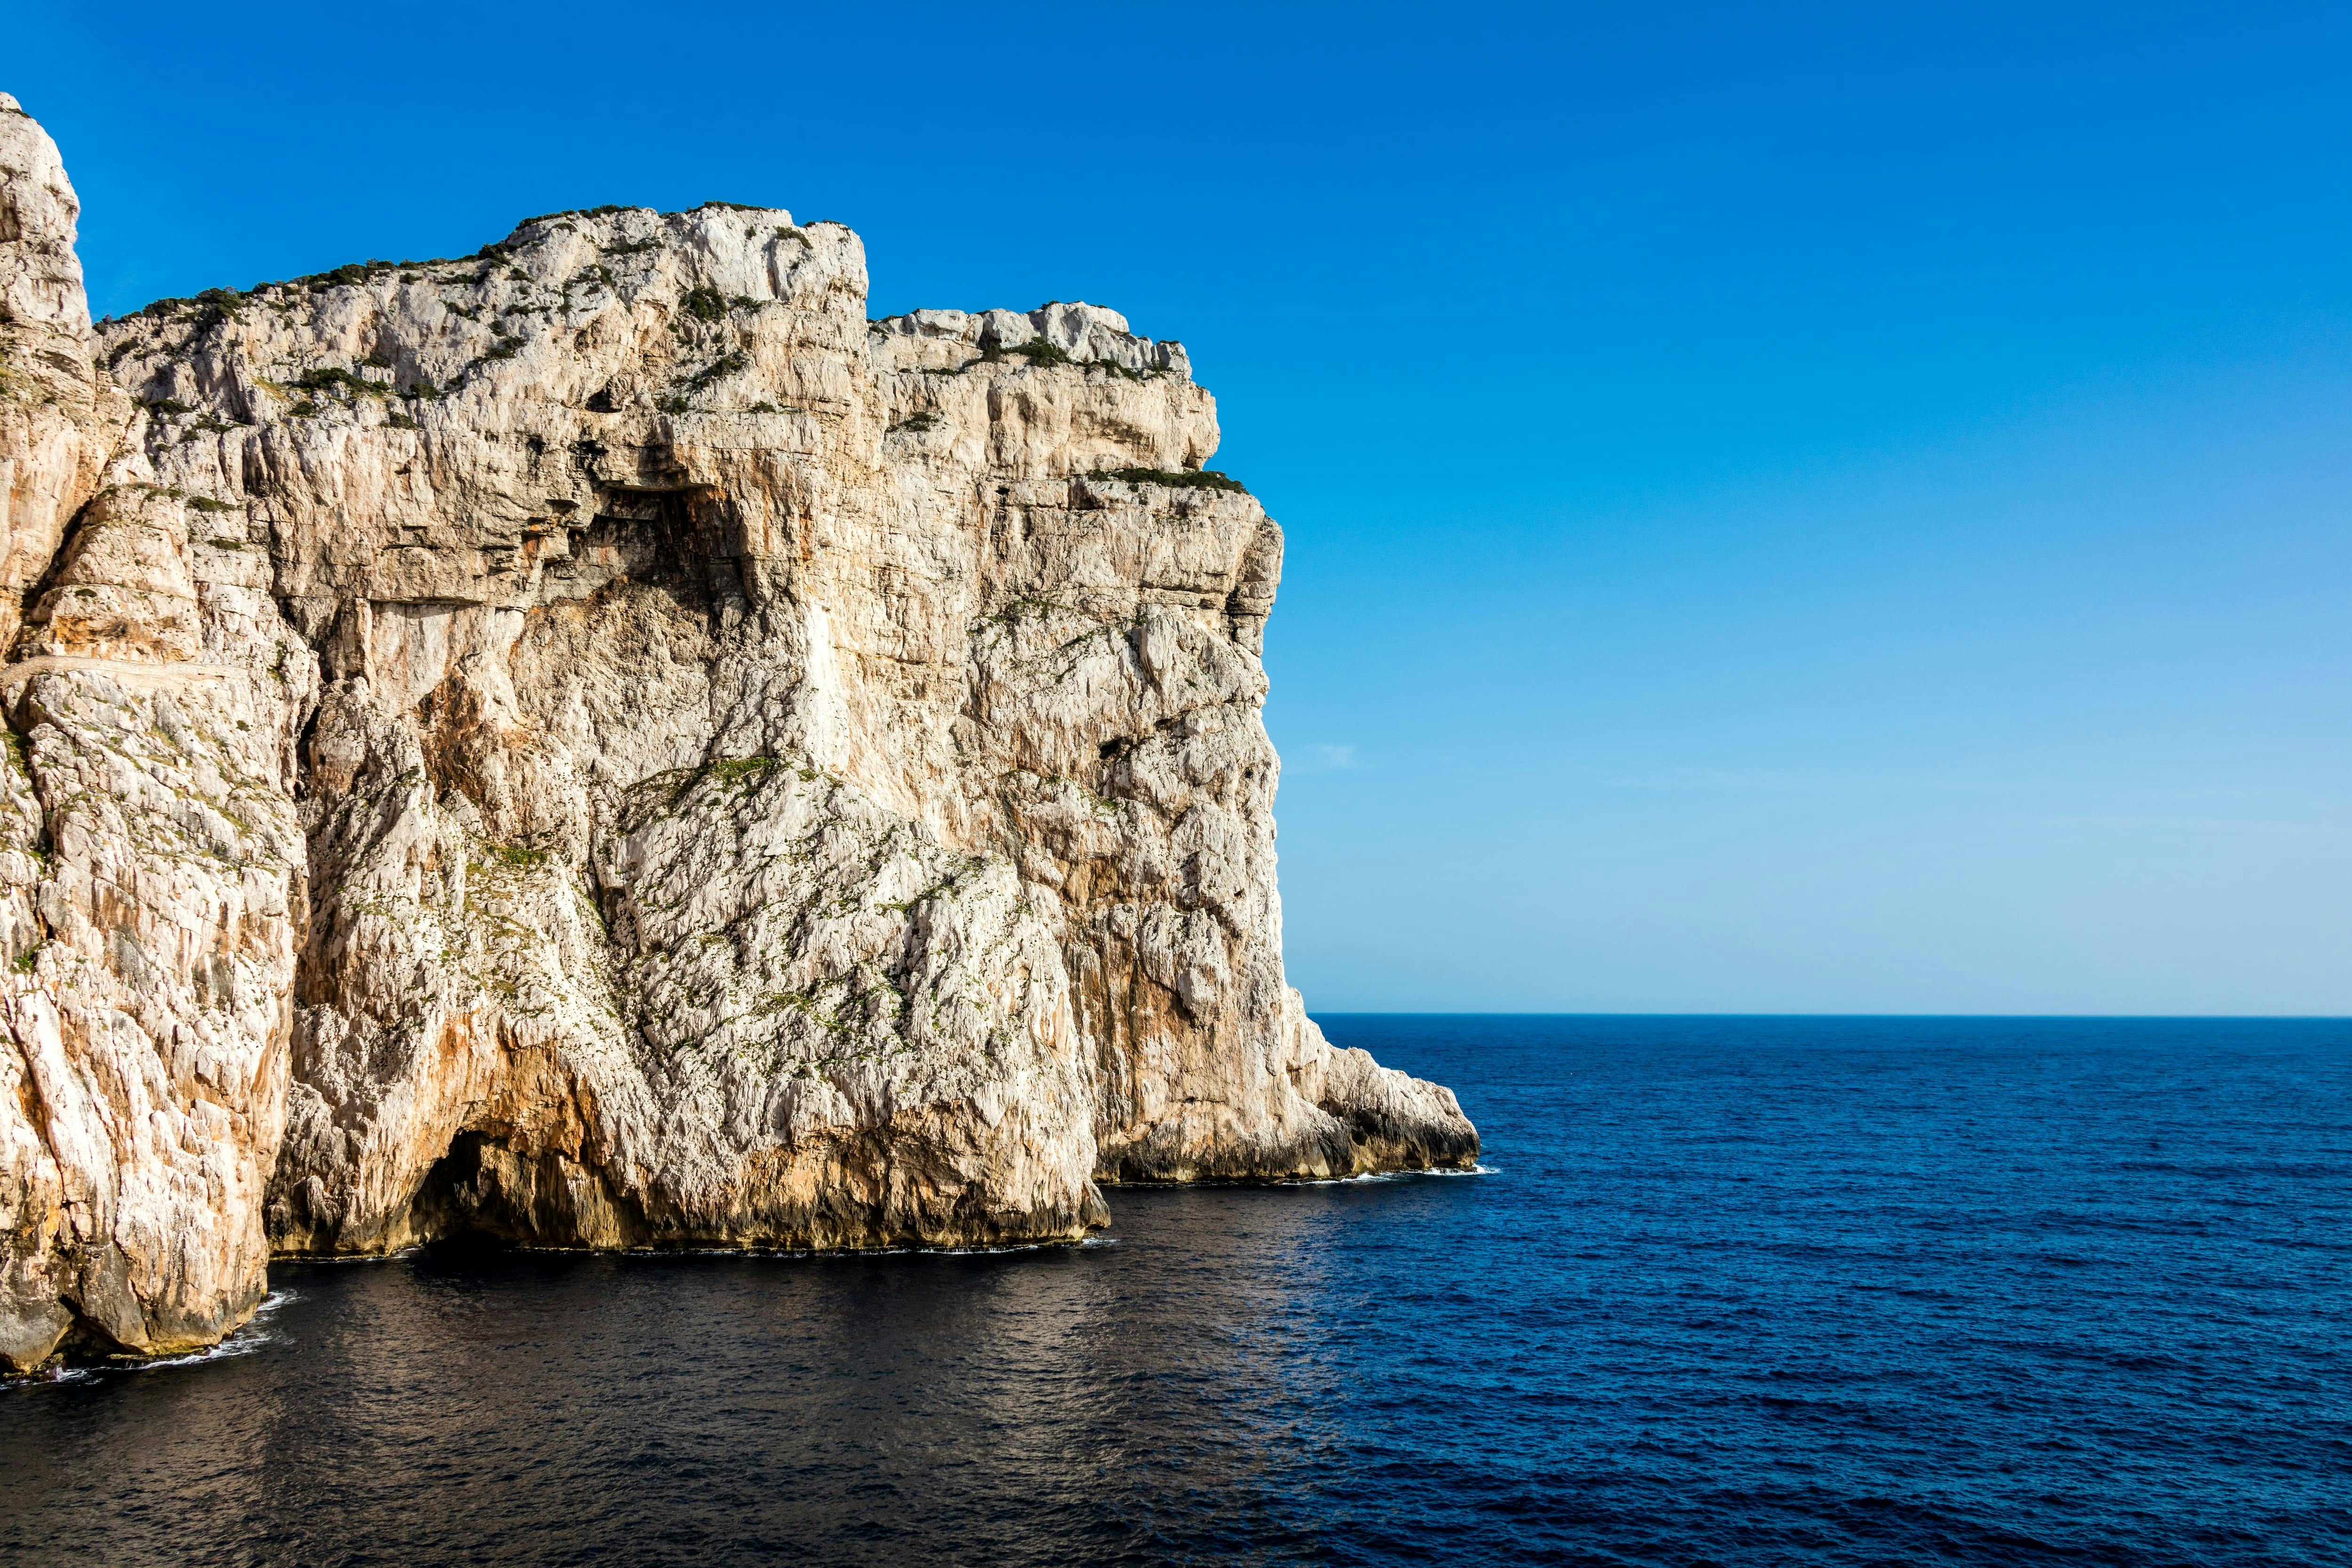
[15,2,2348,1013]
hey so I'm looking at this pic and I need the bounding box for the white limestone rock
[0,484,316,1370]
[0,93,130,653]
[0,97,1475,1369]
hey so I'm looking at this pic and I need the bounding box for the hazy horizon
[17,0,2347,1015]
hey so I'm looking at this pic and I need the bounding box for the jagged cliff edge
[0,93,1475,1371]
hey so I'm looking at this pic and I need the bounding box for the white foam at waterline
[131,1335,275,1363]
[10,1364,97,1387]
[599,1235,1102,1259]
[4,1289,296,1388]
[1292,1162,1499,1186]
[132,1290,295,1372]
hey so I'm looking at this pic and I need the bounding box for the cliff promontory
[0,93,1476,1371]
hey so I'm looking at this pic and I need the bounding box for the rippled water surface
[4,1016,2349,1565]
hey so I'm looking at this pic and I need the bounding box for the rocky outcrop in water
[0,93,1476,1370]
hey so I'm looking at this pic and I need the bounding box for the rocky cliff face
[0,95,1476,1371]
[0,93,301,1370]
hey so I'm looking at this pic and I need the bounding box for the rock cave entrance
[406,1131,534,1250]
[405,1130,644,1252]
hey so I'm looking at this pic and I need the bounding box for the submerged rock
[0,94,1475,1370]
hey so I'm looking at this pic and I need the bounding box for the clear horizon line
[1306,1009,2352,1021]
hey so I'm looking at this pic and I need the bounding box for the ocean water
[3,1015,2348,1566]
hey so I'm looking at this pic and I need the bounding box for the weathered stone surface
[0,93,129,655]
[0,98,1474,1369]
[2,95,307,1371]
[0,481,315,1370]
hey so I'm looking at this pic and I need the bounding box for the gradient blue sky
[14,3,2347,1013]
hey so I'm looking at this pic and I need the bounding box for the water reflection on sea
[3,1016,2347,1566]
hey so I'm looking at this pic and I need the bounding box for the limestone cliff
[0,95,1476,1371]
[0,93,299,1369]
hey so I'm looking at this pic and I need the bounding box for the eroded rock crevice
[0,92,1475,1371]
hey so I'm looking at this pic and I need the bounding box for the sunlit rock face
[0,94,302,1370]
[0,95,1475,1370]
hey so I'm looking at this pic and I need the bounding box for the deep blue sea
[3,1016,2347,1566]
